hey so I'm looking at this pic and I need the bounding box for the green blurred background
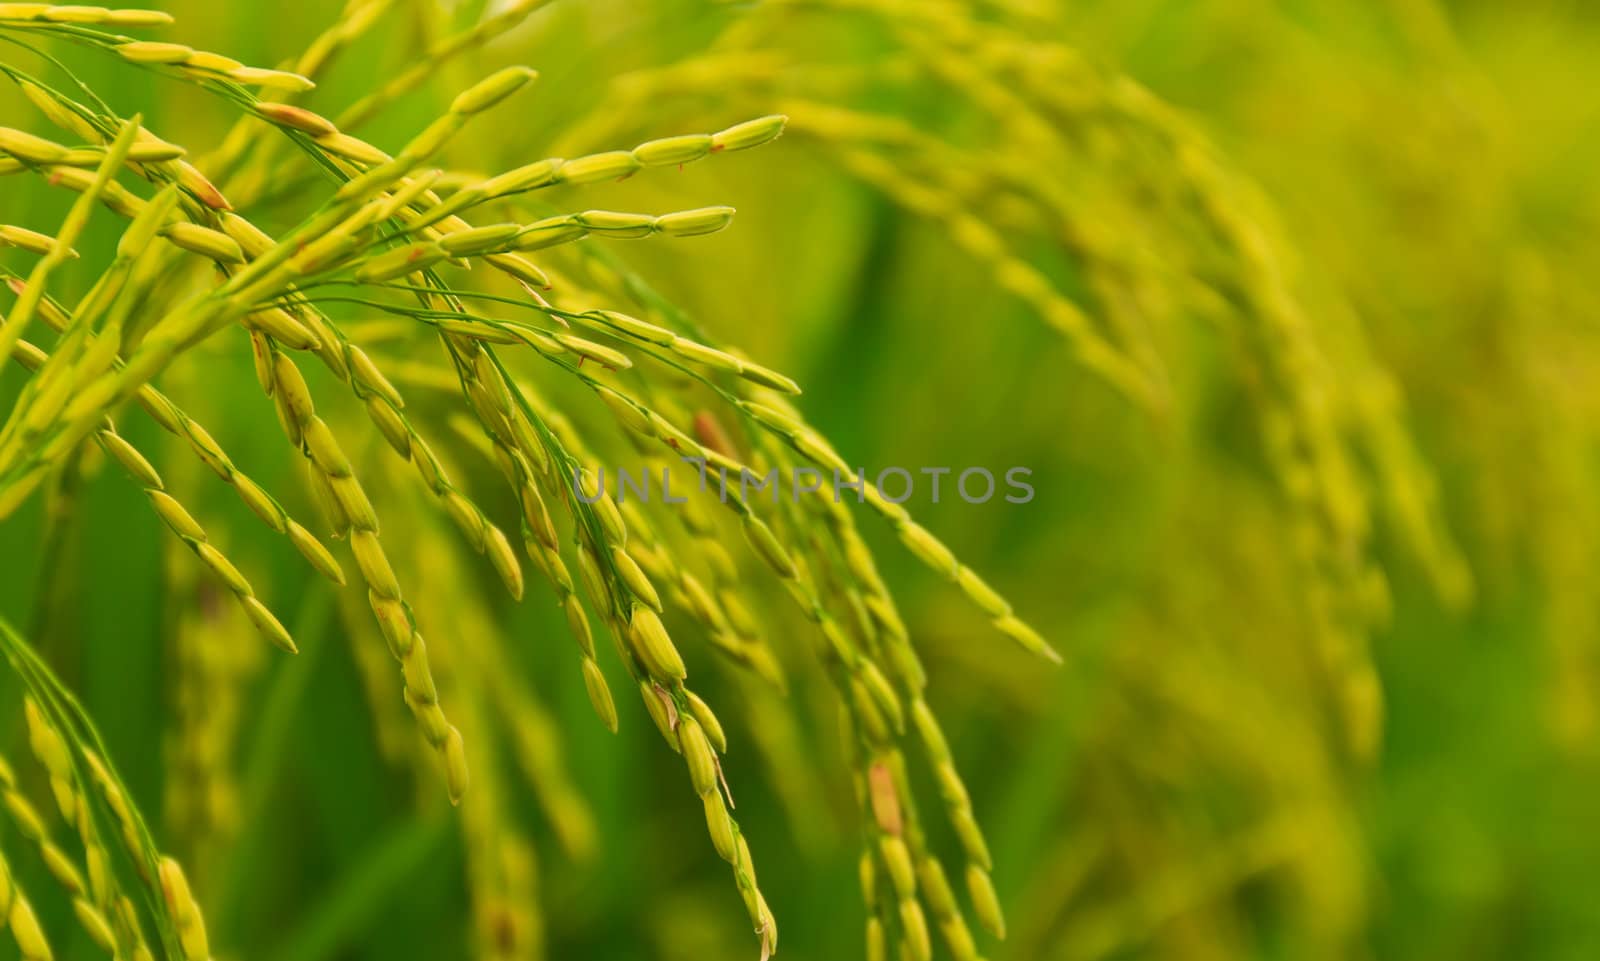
[4,1,1600,959]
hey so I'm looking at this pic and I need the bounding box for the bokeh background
[4,1,1600,959]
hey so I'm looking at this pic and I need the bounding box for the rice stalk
[0,7,1069,955]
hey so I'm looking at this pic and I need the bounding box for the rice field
[1,2,1598,960]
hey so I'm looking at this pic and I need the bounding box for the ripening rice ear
[0,6,1070,959]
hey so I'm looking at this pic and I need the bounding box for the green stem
[211,585,333,938]
[266,813,451,961]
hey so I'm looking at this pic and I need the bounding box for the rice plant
[3,2,1598,960]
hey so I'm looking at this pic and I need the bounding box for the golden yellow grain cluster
[0,4,1069,958]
